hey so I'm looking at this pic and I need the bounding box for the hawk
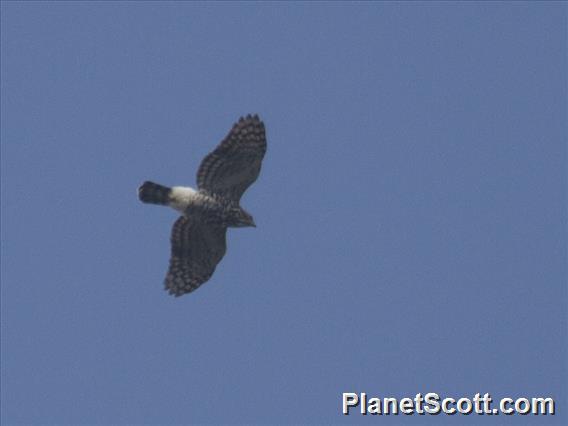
[138,114,267,297]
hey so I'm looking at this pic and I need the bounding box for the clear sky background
[1,2,566,425]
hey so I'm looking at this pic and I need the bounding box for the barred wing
[197,114,266,202]
[165,216,227,297]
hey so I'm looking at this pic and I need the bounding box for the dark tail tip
[138,181,171,205]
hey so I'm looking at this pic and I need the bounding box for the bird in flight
[138,114,267,297]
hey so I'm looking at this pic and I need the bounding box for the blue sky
[1,2,566,424]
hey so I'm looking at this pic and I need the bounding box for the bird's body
[138,114,266,297]
[140,183,254,228]
[169,186,201,214]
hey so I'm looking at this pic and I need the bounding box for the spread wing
[197,114,267,202]
[165,216,227,297]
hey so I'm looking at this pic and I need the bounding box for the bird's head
[232,208,256,228]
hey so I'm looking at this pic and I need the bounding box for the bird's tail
[138,181,172,205]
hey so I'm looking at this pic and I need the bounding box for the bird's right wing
[165,216,227,297]
[196,114,267,203]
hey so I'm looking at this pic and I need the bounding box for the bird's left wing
[197,114,267,202]
[165,216,227,296]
